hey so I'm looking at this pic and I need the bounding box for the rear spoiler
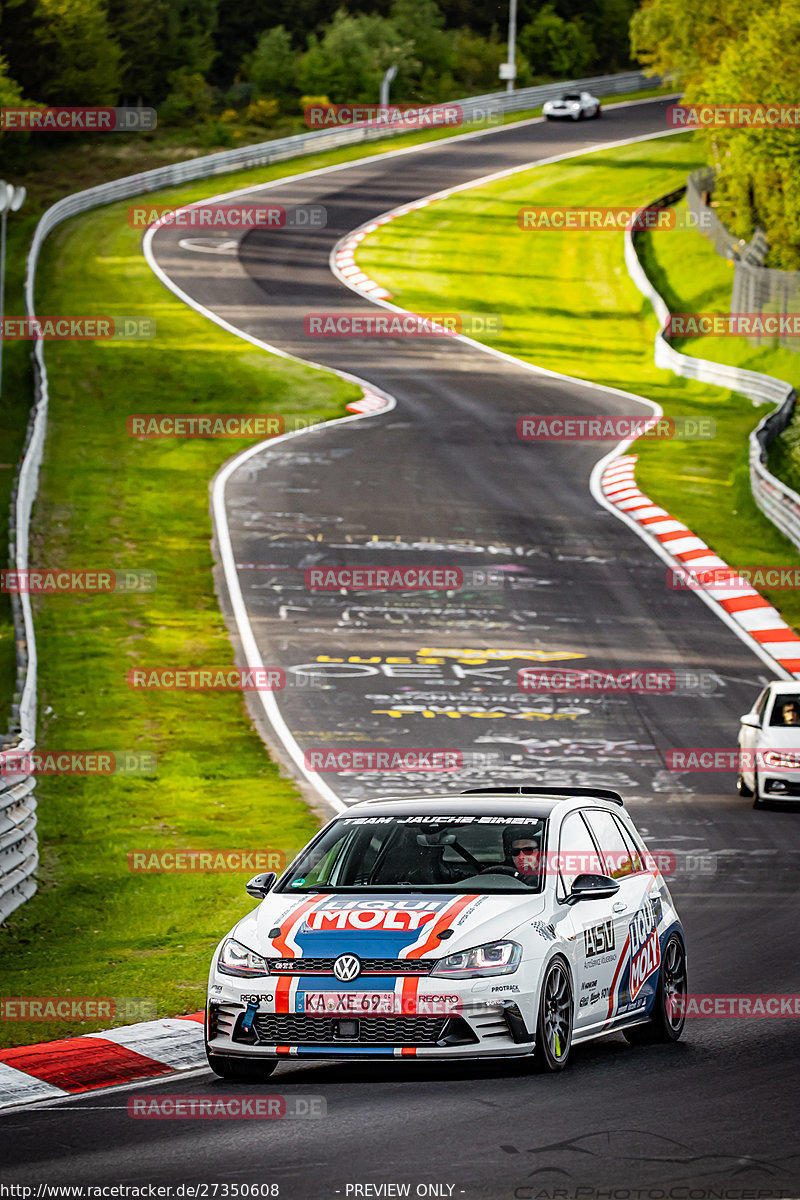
[460,786,624,807]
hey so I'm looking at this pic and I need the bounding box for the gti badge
[333,954,362,982]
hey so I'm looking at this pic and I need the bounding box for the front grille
[252,1014,447,1044]
[268,957,435,975]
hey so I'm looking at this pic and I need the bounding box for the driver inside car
[503,825,543,882]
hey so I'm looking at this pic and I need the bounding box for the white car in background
[542,91,601,121]
[738,681,800,808]
[206,786,686,1080]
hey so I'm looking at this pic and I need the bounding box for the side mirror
[740,713,761,729]
[245,871,277,898]
[567,873,620,903]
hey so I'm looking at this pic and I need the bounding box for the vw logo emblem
[333,954,362,982]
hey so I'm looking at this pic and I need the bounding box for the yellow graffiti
[372,709,579,721]
[418,648,586,664]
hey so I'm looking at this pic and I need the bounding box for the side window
[557,811,602,897]
[582,809,635,879]
[610,813,645,874]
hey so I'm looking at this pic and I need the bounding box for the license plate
[301,992,397,1015]
[300,992,462,1016]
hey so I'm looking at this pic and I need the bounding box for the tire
[206,1050,278,1082]
[575,110,583,121]
[623,933,687,1045]
[737,772,753,798]
[534,956,573,1071]
[593,105,602,118]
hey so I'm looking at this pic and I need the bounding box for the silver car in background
[542,91,601,120]
[738,681,800,807]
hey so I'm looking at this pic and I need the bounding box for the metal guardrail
[625,187,800,553]
[0,69,661,923]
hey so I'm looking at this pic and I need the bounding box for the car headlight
[762,749,800,769]
[431,939,521,978]
[217,937,269,977]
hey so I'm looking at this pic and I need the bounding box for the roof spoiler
[459,786,624,807]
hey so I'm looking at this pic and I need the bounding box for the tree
[244,26,297,99]
[630,0,755,87]
[1,0,121,104]
[105,0,219,105]
[450,27,505,92]
[518,4,594,78]
[298,9,416,103]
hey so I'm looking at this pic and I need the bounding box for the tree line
[0,0,636,122]
[633,0,800,268]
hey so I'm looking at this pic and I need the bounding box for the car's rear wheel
[737,772,753,798]
[623,933,687,1045]
[534,956,573,1071]
[593,105,602,118]
[206,1050,278,1081]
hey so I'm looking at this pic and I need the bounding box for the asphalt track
[3,98,800,1197]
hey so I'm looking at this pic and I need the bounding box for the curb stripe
[601,456,800,678]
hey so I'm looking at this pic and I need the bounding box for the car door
[554,810,619,1032]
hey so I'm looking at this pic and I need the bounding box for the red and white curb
[602,456,800,676]
[332,199,437,300]
[0,1013,205,1108]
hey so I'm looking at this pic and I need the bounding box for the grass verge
[355,131,800,629]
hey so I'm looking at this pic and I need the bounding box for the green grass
[355,131,800,628]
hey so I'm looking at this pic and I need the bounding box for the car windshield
[562,93,581,100]
[277,814,548,893]
[769,694,800,726]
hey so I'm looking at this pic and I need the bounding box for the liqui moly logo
[303,898,449,932]
[628,898,661,999]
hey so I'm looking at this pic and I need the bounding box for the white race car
[206,787,686,1078]
[542,91,601,120]
[738,680,800,807]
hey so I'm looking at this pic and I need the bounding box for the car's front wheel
[623,933,687,1045]
[534,956,573,1071]
[737,772,754,798]
[206,1050,278,1082]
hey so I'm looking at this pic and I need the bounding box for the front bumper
[206,977,537,1060]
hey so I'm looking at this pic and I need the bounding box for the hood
[234,891,547,962]
[757,727,800,750]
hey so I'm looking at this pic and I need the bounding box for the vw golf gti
[206,786,687,1077]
